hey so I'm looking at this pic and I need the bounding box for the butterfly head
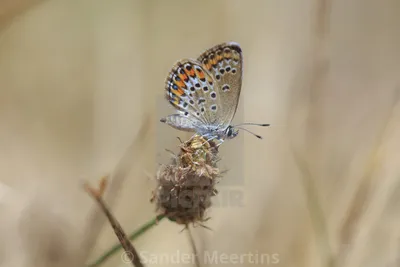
[225,126,239,139]
[228,123,271,140]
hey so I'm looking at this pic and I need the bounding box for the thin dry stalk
[340,93,400,267]
[84,177,144,267]
[80,115,152,263]
[335,90,400,258]
[0,0,44,29]
[293,0,334,266]
[305,0,332,149]
[186,226,201,267]
[291,146,335,267]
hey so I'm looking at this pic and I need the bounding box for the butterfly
[160,42,269,143]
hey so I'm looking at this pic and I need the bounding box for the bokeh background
[0,0,400,267]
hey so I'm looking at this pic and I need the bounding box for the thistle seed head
[152,135,221,225]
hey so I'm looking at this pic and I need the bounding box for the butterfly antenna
[233,122,270,127]
[235,126,263,139]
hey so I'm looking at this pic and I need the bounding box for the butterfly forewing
[197,42,243,128]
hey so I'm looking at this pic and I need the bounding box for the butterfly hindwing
[164,59,221,126]
[197,42,243,127]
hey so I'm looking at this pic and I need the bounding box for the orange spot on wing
[185,68,195,77]
[177,88,185,96]
[178,73,188,82]
[176,80,186,88]
[224,51,232,59]
[195,69,205,80]
[171,86,185,96]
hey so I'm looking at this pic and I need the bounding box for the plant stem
[186,226,201,267]
[87,214,165,267]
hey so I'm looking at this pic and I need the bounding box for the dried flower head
[152,135,221,225]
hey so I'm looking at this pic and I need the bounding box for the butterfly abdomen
[160,114,197,132]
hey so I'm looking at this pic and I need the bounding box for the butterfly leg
[216,138,225,147]
[188,133,198,142]
[204,135,219,146]
[204,136,226,148]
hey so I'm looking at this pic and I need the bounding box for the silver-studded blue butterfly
[160,42,269,143]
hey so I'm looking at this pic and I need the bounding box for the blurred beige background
[0,0,400,267]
